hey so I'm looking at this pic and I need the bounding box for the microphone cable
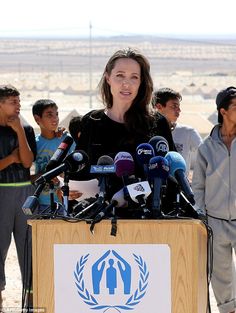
[21,224,33,312]
[202,219,213,313]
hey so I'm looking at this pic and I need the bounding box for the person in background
[192,86,236,313]
[68,115,83,145]
[0,85,36,310]
[32,99,75,214]
[68,115,83,210]
[152,87,202,177]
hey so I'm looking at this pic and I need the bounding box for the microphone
[22,183,45,215]
[92,155,115,205]
[149,156,170,218]
[149,136,169,157]
[136,143,155,179]
[35,150,89,185]
[114,151,135,184]
[126,181,152,206]
[91,188,128,224]
[46,135,74,171]
[165,151,195,205]
[114,151,137,201]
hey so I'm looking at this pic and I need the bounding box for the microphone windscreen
[148,156,170,180]
[165,151,186,176]
[97,155,114,166]
[136,143,155,165]
[65,150,89,172]
[149,136,169,157]
[114,152,135,178]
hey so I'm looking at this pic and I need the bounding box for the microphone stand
[61,172,70,216]
[110,205,117,237]
[49,181,57,216]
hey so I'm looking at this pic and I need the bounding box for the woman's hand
[69,190,83,200]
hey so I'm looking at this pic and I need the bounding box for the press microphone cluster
[22,150,89,215]
[81,139,201,224]
[89,152,153,225]
[24,135,202,221]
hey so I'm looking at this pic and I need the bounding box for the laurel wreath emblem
[74,253,149,312]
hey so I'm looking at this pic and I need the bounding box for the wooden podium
[29,219,208,313]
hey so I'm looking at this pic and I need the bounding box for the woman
[71,49,174,216]
[70,48,176,216]
[77,47,174,164]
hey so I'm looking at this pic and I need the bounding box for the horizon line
[0,33,236,40]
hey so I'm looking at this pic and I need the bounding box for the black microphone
[46,135,74,171]
[91,188,128,224]
[165,151,195,205]
[35,150,89,185]
[90,155,115,205]
[149,136,169,157]
[136,143,155,180]
[148,156,170,218]
[22,183,46,215]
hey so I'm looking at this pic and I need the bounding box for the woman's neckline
[104,109,125,124]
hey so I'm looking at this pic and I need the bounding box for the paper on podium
[58,177,99,200]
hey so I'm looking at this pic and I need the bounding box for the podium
[29,219,208,313]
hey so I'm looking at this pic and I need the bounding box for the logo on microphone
[74,250,149,312]
[72,152,83,162]
[90,164,116,174]
[156,142,168,153]
[114,152,133,162]
[133,183,145,192]
[137,148,153,155]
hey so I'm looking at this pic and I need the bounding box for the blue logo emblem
[74,249,149,312]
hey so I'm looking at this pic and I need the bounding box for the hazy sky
[1,0,235,38]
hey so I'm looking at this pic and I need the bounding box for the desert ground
[1,36,236,312]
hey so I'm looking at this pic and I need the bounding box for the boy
[192,86,236,313]
[32,99,74,214]
[0,85,36,310]
[152,87,202,177]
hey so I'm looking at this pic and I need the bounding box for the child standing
[32,99,74,214]
[0,85,36,310]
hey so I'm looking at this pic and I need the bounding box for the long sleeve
[192,147,207,214]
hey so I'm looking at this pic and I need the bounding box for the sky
[0,0,235,38]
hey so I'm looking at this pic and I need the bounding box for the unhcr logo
[74,249,149,312]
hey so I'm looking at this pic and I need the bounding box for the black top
[72,109,178,216]
[0,124,36,183]
[76,109,175,165]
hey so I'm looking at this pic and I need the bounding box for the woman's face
[106,58,141,108]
